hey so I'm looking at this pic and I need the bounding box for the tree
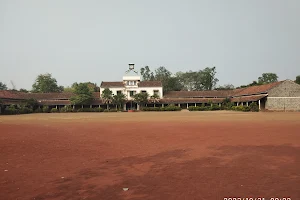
[32,73,64,93]
[64,86,75,93]
[215,84,235,90]
[101,88,113,109]
[196,67,219,90]
[133,92,149,109]
[258,73,278,84]
[112,93,127,110]
[70,82,99,92]
[25,98,39,110]
[140,66,155,81]
[295,76,300,84]
[70,83,93,105]
[19,88,29,93]
[0,82,7,90]
[150,93,160,107]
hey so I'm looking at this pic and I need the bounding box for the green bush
[60,105,74,112]
[249,102,259,112]
[4,105,19,115]
[50,108,59,113]
[19,107,33,114]
[94,107,104,112]
[242,106,251,112]
[141,105,181,112]
[211,104,221,111]
[43,106,49,113]
[77,108,94,112]
[34,107,42,113]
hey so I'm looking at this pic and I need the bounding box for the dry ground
[0,111,300,200]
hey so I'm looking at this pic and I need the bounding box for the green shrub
[43,106,49,113]
[4,105,19,115]
[249,102,259,112]
[103,109,109,112]
[242,106,251,112]
[77,108,94,112]
[210,104,221,111]
[19,107,33,114]
[60,105,74,112]
[109,109,118,112]
[94,107,104,112]
[188,106,198,111]
[50,108,59,113]
[34,107,42,113]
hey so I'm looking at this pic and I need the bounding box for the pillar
[123,104,126,111]
[137,104,140,110]
[162,104,164,108]
[195,103,197,107]
[90,105,92,108]
[258,100,261,110]
[99,105,100,108]
[187,103,189,108]
[73,105,75,109]
[178,103,181,107]
[237,102,239,106]
[82,105,83,108]
[219,103,221,107]
[246,102,249,106]
[56,105,58,109]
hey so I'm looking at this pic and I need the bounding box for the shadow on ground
[33,145,300,200]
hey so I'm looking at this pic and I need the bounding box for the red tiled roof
[139,81,162,87]
[0,90,25,99]
[100,82,124,87]
[163,90,232,98]
[232,81,283,96]
[160,98,224,104]
[230,94,267,103]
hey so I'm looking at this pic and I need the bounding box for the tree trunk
[106,104,109,110]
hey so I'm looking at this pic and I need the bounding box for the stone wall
[266,80,300,111]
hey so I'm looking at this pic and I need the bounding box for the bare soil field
[0,111,300,200]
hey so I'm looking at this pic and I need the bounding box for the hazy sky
[1,0,300,90]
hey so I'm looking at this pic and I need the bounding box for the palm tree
[150,93,160,107]
[101,88,113,110]
[113,93,127,111]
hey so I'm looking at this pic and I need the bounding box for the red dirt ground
[0,111,300,200]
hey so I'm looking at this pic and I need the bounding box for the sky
[0,0,300,90]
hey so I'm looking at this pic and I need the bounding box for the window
[153,90,159,96]
[117,90,122,95]
[127,81,137,86]
[141,90,147,93]
[129,91,135,97]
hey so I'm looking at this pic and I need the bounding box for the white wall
[100,86,163,100]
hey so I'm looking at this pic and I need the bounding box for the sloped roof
[139,81,162,87]
[230,94,268,103]
[163,90,232,98]
[160,98,224,103]
[100,81,124,87]
[0,90,25,99]
[232,81,283,96]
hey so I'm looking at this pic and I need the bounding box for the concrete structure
[266,80,300,111]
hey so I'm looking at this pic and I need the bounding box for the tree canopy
[133,92,149,108]
[258,73,278,84]
[295,76,300,85]
[0,82,7,90]
[101,88,113,109]
[113,93,127,110]
[70,83,93,105]
[32,73,64,93]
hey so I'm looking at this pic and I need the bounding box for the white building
[100,64,163,110]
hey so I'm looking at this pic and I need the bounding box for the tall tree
[258,73,278,84]
[196,67,219,90]
[140,66,155,81]
[32,73,64,93]
[70,83,93,105]
[150,93,160,107]
[112,93,127,110]
[154,66,174,92]
[133,92,149,109]
[0,82,7,90]
[295,75,300,85]
[101,88,113,109]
